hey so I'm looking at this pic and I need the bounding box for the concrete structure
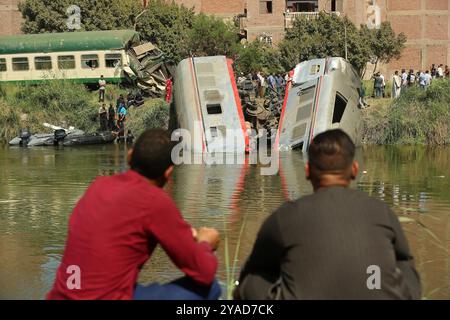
[0,0,21,36]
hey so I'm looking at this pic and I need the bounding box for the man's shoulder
[294,187,388,209]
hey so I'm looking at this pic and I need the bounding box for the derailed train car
[173,56,248,153]
[276,57,363,152]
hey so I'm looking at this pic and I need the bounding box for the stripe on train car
[226,58,249,151]
[189,57,206,153]
[274,69,294,151]
[306,75,323,150]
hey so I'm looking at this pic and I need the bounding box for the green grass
[362,79,393,98]
[0,82,169,143]
[362,79,450,145]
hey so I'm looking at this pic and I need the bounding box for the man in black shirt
[235,129,421,300]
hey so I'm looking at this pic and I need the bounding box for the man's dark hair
[130,129,175,180]
[308,129,355,177]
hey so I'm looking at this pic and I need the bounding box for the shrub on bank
[127,99,170,138]
[362,79,450,145]
[0,81,98,142]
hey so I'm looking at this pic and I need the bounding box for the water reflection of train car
[169,160,248,221]
[277,57,362,152]
[173,56,248,153]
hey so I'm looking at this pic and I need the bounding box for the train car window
[332,92,347,123]
[81,54,99,69]
[58,55,76,69]
[206,104,222,115]
[12,57,29,71]
[0,58,6,72]
[105,54,122,68]
[35,56,52,70]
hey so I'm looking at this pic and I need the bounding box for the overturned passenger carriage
[173,56,248,153]
[276,57,362,152]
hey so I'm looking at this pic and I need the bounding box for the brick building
[0,0,21,36]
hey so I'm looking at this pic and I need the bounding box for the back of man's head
[130,129,175,180]
[307,129,356,183]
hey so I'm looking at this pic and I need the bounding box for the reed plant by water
[362,79,450,145]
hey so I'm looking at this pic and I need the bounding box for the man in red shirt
[47,129,221,300]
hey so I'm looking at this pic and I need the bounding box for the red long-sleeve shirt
[47,170,218,300]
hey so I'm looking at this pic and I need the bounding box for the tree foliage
[135,0,196,64]
[279,13,373,74]
[19,0,140,33]
[234,40,283,75]
[360,22,407,74]
[188,14,239,58]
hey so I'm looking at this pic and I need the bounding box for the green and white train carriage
[0,30,141,85]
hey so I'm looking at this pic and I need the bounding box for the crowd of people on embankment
[96,75,146,142]
[237,71,289,98]
[46,128,422,301]
[371,64,449,99]
[357,63,449,109]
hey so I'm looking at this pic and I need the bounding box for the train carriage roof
[0,30,140,55]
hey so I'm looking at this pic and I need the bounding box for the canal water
[0,144,449,299]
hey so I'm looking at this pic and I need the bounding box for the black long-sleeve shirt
[238,186,421,300]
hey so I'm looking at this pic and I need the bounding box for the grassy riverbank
[0,81,169,143]
[362,79,450,145]
[1,79,448,146]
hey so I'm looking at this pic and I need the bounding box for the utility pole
[344,22,348,60]
[134,10,148,30]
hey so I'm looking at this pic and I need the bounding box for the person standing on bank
[98,75,106,102]
[234,129,421,300]
[108,103,116,131]
[98,103,108,131]
[392,71,402,99]
[47,129,221,300]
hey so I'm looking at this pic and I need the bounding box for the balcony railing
[284,11,341,28]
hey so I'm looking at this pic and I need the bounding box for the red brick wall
[425,15,448,40]
[201,0,244,15]
[244,0,285,42]
[0,0,22,36]
[426,0,449,10]
[171,0,202,13]
[172,0,244,15]
[387,0,421,11]
[385,0,450,74]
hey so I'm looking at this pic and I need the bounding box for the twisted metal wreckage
[122,41,174,98]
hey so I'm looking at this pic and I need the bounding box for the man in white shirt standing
[401,69,408,88]
[98,75,106,102]
[392,71,402,99]
[379,73,386,98]
[437,64,444,79]
[257,72,266,98]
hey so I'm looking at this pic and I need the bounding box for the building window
[288,0,318,12]
[259,33,273,46]
[81,54,99,69]
[105,54,122,68]
[58,55,76,69]
[331,0,337,11]
[12,57,29,71]
[0,58,6,72]
[259,1,273,14]
[34,56,52,70]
